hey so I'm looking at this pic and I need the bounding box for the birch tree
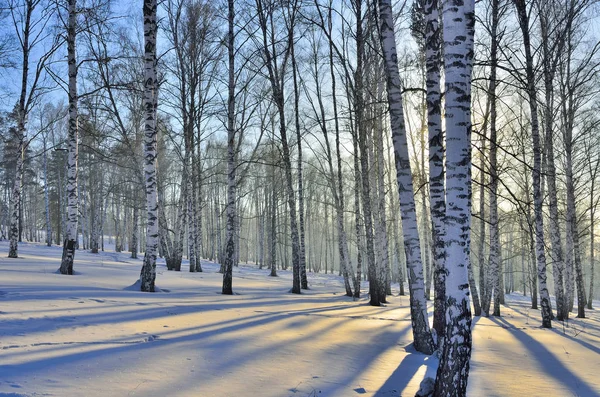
[433,0,475,392]
[558,2,599,317]
[486,0,504,317]
[377,0,435,354]
[420,0,448,336]
[139,0,159,292]
[303,25,354,296]
[7,0,59,258]
[255,0,302,294]
[513,0,553,328]
[538,0,569,320]
[222,0,236,295]
[59,0,79,275]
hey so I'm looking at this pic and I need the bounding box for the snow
[1,242,599,396]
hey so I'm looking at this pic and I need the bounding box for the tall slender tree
[377,0,435,355]
[513,0,553,328]
[8,0,59,258]
[139,0,159,292]
[59,0,79,275]
[255,0,302,294]
[222,0,236,295]
[421,0,448,337]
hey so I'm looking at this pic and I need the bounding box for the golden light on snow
[1,242,599,396]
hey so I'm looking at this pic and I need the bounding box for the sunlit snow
[0,242,598,396]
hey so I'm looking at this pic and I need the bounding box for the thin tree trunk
[353,129,363,298]
[256,0,301,293]
[588,183,595,309]
[565,124,585,317]
[222,0,236,295]
[513,0,553,328]
[270,187,278,277]
[291,28,307,290]
[488,0,501,316]
[43,137,52,246]
[311,41,354,296]
[8,0,34,259]
[378,0,435,354]
[375,79,391,300]
[353,0,380,307]
[131,203,138,259]
[387,133,405,296]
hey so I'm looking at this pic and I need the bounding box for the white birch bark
[311,42,354,296]
[353,127,363,298]
[131,203,138,259]
[291,29,307,290]
[43,135,51,246]
[513,0,553,327]
[59,0,79,275]
[192,153,202,272]
[433,0,475,391]
[90,189,101,253]
[423,0,446,326]
[542,81,567,319]
[375,79,391,299]
[187,182,196,272]
[488,0,501,316]
[373,135,389,300]
[378,0,434,354]
[352,0,379,307]
[222,0,236,294]
[81,179,89,250]
[8,0,33,259]
[562,57,586,318]
[256,0,301,293]
[269,187,278,277]
[367,118,384,302]
[139,0,159,292]
[588,160,596,310]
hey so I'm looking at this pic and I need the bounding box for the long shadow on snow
[548,327,600,355]
[0,289,387,339]
[372,342,438,397]
[369,311,481,397]
[506,303,600,336]
[1,301,409,397]
[488,316,599,397]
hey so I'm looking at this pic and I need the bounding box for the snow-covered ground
[0,242,599,397]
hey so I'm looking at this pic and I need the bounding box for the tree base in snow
[59,239,76,275]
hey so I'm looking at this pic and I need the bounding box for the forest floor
[0,242,599,397]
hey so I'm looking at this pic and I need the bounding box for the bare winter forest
[1,0,599,396]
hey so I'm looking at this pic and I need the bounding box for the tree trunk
[60,0,79,275]
[375,94,390,299]
[513,0,553,328]
[290,29,308,290]
[270,186,278,277]
[434,0,475,391]
[378,0,434,354]
[353,126,363,299]
[256,0,301,293]
[488,0,501,316]
[131,204,138,259]
[139,0,159,292]
[8,0,33,259]
[311,35,354,296]
[222,0,236,295]
[588,185,595,310]
[43,137,52,246]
